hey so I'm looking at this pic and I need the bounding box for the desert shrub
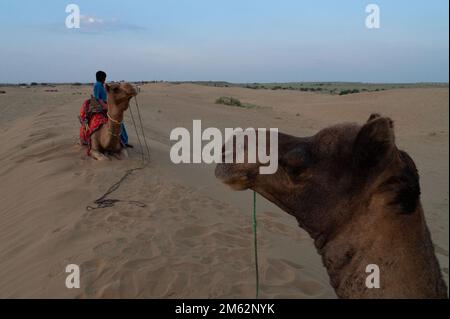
[340,89,360,95]
[30,82,38,86]
[72,82,83,86]
[216,96,242,107]
[215,96,259,109]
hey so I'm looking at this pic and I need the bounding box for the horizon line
[1,81,449,86]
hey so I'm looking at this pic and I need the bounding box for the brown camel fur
[90,82,137,161]
[215,114,448,299]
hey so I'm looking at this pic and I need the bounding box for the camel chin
[224,179,250,191]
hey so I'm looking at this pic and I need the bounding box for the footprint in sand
[262,258,324,297]
[93,238,128,257]
[263,258,299,286]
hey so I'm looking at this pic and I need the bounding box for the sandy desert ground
[0,83,448,298]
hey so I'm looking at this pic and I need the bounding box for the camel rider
[93,71,133,148]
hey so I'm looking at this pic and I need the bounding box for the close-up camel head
[216,114,447,298]
[216,114,411,231]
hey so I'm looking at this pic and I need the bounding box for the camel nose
[129,85,138,96]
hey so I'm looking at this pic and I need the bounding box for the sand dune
[0,84,447,298]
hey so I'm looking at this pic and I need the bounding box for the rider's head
[96,71,107,84]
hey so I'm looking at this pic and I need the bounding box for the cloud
[80,15,104,26]
[77,14,147,33]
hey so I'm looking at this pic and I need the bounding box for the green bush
[216,96,242,107]
[215,97,259,109]
[340,89,360,95]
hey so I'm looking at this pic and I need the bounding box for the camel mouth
[215,164,253,191]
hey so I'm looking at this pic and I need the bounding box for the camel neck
[253,183,447,297]
[107,104,124,122]
[316,203,447,298]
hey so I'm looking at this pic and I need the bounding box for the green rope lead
[253,191,260,299]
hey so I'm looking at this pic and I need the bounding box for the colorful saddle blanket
[79,97,108,151]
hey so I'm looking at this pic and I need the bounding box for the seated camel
[215,114,448,299]
[79,82,137,161]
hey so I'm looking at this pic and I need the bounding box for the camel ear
[105,83,110,93]
[353,116,396,170]
[367,113,381,122]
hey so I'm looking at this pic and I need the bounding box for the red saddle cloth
[79,98,108,153]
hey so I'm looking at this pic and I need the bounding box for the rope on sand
[86,95,261,299]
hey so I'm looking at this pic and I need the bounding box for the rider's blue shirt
[93,81,107,103]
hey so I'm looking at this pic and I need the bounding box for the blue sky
[0,0,448,83]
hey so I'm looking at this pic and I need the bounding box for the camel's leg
[91,150,110,161]
[113,148,129,160]
[90,134,110,161]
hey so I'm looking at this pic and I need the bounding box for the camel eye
[280,147,310,175]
